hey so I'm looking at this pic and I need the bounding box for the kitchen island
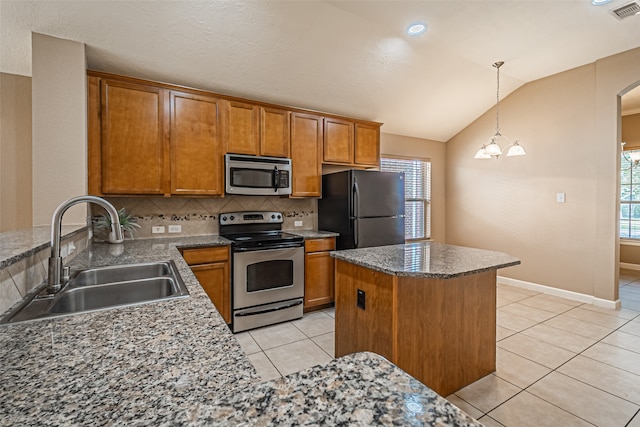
[0,230,483,426]
[332,242,521,397]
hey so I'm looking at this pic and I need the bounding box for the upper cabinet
[290,112,323,197]
[323,119,381,168]
[88,71,381,197]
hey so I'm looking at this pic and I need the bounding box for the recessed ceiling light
[591,0,611,5]
[407,22,427,36]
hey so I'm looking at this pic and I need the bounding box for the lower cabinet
[182,246,231,323]
[304,237,336,312]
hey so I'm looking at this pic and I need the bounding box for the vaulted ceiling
[2,0,640,141]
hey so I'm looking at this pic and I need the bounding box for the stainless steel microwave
[225,154,292,196]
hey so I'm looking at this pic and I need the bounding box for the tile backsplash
[101,196,317,239]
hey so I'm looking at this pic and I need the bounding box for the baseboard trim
[497,276,621,310]
[620,262,640,271]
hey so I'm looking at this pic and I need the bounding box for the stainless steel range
[220,211,304,333]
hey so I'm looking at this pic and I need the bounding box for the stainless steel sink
[1,261,189,325]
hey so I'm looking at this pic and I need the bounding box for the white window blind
[621,150,640,239]
[380,157,431,240]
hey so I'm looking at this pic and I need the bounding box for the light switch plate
[168,225,182,233]
[294,220,303,227]
[556,193,566,203]
[152,226,165,234]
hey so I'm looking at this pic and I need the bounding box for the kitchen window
[621,149,640,239]
[380,156,431,240]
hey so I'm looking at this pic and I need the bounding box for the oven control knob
[222,216,227,222]
[271,214,276,219]
[277,214,281,220]
[230,215,235,221]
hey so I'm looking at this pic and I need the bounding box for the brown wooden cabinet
[323,117,354,164]
[170,91,223,195]
[223,100,260,155]
[182,246,231,324]
[261,107,290,158]
[88,73,224,197]
[304,237,336,312]
[354,123,381,167]
[98,78,167,194]
[290,112,323,197]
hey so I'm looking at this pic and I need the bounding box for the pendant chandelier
[474,61,526,159]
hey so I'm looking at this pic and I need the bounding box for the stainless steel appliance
[220,211,304,332]
[225,154,292,196]
[318,169,405,250]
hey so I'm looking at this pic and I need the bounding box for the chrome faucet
[47,196,124,293]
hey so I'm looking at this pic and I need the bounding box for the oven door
[233,246,304,309]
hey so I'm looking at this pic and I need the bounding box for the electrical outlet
[294,220,303,227]
[152,226,166,234]
[556,193,566,203]
[168,225,182,233]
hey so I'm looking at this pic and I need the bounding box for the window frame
[620,148,640,240]
[380,154,431,242]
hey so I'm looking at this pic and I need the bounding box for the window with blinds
[380,157,431,240]
[621,150,640,239]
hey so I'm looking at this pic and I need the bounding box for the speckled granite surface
[288,229,339,239]
[0,225,86,269]
[332,242,520,278]
[0,234,484,426]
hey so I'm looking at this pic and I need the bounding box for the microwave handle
[273,166,279,192]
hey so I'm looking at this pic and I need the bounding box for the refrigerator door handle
[354,219,358,248]
[353,180,360,218]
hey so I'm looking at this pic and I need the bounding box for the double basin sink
[1,261,189,324]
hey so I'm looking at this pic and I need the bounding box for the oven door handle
[233,242,303,252]
[235,300,303,317]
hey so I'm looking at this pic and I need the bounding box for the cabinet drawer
[305,237,336,253]
[182,246,229,265]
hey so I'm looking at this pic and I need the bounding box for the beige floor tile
[628,412,640,427]
[291,311,334,337]
[620,319,640,337]
[488,391,592,427]
[445,395,483,420]
[234,331,262,355]
[563,307,629,329]
[521,323,597,353]
[494,348,550,388]
[454,374,521,413]
[477,415,506,427]
[496,311,538,332]
[528,372,639,426]
[323,306,335,318]
[249,322,307,350]
[497,287,538,303]
[517,294,576,314]
[543,314,614,340]
[623,299,640,312]
[619,269,640,285]
[248,352,281,381]
[497,333,576,369]
[533,293,584,307]
[497,295,516,308]
[558,355,640,405]
[498,303,557,323]
[602,330,640,353]
[497,325,517,341]
[582,342,640,376]
[265,339,332,376]
[311,332,335,358]
[579,304,639,320]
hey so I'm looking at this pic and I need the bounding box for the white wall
[380,133,446,243]
[31,33,87,226]
[446,47,640,303]
[0,73,32,232]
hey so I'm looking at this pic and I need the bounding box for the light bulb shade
[506,142,526,157]
[483,142,502,156]
[474,147,491,159]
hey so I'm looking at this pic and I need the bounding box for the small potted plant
[92,207,141,241]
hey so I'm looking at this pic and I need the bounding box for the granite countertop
[287,229,339,239]
[332,241,520,279]
[0,231,483,426]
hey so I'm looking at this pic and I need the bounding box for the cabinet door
[170,91,223,195]
[290,112,323,197]
[260,107,290,158]
[224,100,260,155]
[323,118,354,164]
[304,251,335,311]
[101,79,167,194]
[354,123,380,167]
[190,262,231,324]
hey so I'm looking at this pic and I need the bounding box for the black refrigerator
[318,169,405,250]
